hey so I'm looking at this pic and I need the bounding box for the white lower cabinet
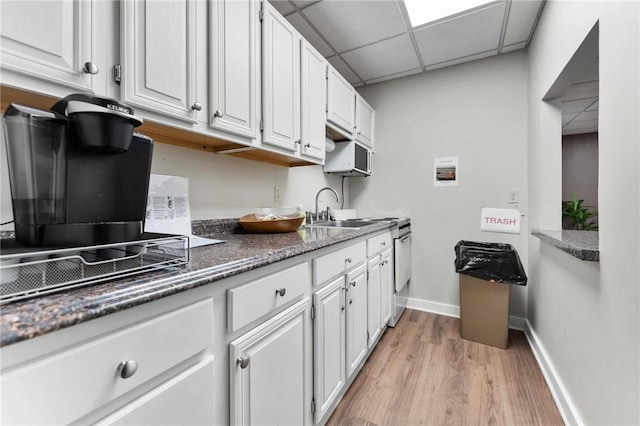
[96,357,215,425]
[313,276,346,422]
[230,298,312,426]
[0,298,214,425]
[381,248,394,326]
[367,256,382,348]
[345,264,368,378]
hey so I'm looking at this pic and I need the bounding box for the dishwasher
[390,218,411,327]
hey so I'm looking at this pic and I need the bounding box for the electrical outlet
[508,189,519,204]
[274,185,281,202]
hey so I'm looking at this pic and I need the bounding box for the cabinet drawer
[314,241,366,285]
[228,262,309,332]
[0,298,214,426]
[367,232,392,257]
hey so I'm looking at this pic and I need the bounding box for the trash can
[454,241,527,349]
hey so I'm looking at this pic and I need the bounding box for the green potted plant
[562,193,598,230]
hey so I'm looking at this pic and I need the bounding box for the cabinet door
[381,248,393,326]
[95,357,215,426]
[300,39,326,162]
[209,0,259,139]
[262,2,300,152]
[230,298,311,426]
[345,265,367,378]
[121,0,199,122]
[0,0,94,92]
[313,277,346,423]
[355,95,375,149]
[326,66,355,139]
[367,256,382,348]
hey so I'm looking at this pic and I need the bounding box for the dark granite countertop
[0,220,391,347]
[531,228,599,261]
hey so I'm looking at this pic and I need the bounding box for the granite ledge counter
[0,220,391,347]
[531,228,599,261]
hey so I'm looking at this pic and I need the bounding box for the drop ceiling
[561,57,599,136]
[269,0,545,86]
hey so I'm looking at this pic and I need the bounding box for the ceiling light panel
[403,0,495,27]
[341,33,421,81]
[414,3,505,66]
[301,1,407,53]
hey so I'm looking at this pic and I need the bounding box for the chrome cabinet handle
[117,360,138,379]
[341,305,345,311]
[381,241,386,247]
[350,280,356,287]
[275,288,286,297]
[345,257,352,264]
[191,102,202,111]
[213,109,224,118]
[294,140,301,145]
[83,61,99,75]
[349,299,353,305]
[237,356,250,369]
[304,143,311,148]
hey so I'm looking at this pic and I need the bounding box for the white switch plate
[508,189,519,204]
[274,185,281,202]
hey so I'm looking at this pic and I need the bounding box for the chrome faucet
[309,187,340,223]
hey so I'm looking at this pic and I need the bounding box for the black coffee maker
[3,94,153,247]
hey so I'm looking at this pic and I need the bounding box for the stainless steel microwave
[323,141,372,176]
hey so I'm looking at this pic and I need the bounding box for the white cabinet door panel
[210,0,258,139]
[230,298,311,426]
[326,66,355,139]
[345,265,367,378]
[367,256,382,348]
[262,3,300,151]
[355,95,375,149]
[121,0,198,122]
[0,0,93,91]
[300,40,326,162]
[313,277,346,422]
[381,249,393,326]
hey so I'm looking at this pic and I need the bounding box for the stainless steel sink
[305,220,374,229]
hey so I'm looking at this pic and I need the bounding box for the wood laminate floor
[327,310,563,426]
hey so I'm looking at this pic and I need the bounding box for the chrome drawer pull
[237,356,250,369]
[117,360,138,379]
[275,288,286,297]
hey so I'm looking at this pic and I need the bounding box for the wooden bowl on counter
[238,214,304,233]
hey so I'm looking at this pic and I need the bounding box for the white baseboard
[407,297,526,330]
[523,320,582,426]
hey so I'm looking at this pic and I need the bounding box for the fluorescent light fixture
[403,0,493,27]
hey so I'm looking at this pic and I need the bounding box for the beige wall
[352,51,529,318]
[527,1,639,424]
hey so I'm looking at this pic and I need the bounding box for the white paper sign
[145,174,223,247]
[480,207,521,234]
[434,156,459,187]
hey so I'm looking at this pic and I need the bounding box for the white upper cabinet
[209,0,260,140]
[262,2,300,152]
[355,95,375,149]
[300,40,327,162]
[121,0,200,123]
[326,66,356,140]
[0,0,97,95]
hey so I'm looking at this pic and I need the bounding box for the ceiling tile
[292,0,320,8]
[562,81,599,102]
[586,100,599,111]
[301,1,407,53]
[365,68,422,85]
[561,97,598,114]
[327,56,361,85]
[502,41,527,53]
[341,34,421,81]
[425,49,496,71]
[563,119,598,135]
[414,3,505,67]
[503,0,543,46]
[286,12,334,57]
[562,113,579,126]
[269,0,296,16]
[576,58,599,83]
[573,110,598,122]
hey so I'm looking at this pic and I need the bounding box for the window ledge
[531,229,599,261]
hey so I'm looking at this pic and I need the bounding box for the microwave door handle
[368,151,372,174]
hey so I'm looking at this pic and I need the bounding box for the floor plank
[327,310,563,426]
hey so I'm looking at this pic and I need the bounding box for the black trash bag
[454,240,527,286]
